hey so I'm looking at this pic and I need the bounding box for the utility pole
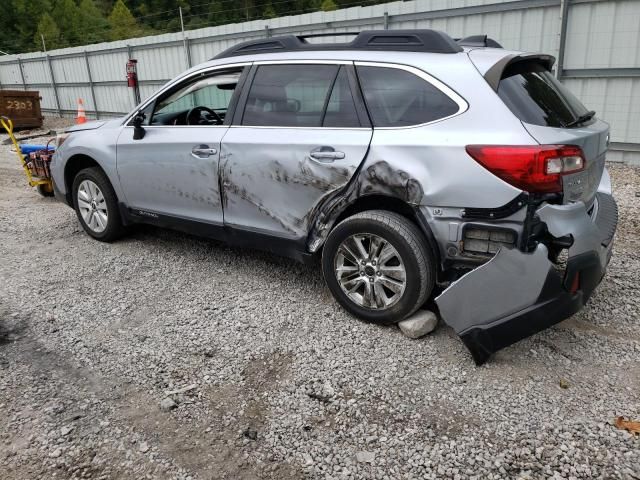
[41,34,47,53]
[179,6,190,69]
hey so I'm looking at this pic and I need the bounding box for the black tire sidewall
[72,168,121,242]
[322,215,427,324]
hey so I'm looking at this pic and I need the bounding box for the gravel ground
[1,120,639,479]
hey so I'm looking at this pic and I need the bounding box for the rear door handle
[309,150,345,162]
[191,145,217,158]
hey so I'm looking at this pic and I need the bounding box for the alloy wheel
[334,233,407,309]
[77,179,108,233]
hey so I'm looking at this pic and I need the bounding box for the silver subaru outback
[50,30,617,364]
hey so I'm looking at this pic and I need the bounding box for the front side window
[242,64,361,128]
[356,66,460,127]
[151,69,242,126]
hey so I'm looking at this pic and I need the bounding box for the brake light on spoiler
[466,145,585,193]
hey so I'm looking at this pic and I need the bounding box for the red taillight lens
[465,145,585,193]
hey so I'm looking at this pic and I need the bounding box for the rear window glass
[498,61,589,128]
[356,66,460,127]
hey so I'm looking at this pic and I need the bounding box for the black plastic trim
[121,205,315,264]
[462,192,528,220]
[594,192,618,247]
[213,30,463,59]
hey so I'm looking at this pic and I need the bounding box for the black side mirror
[132,113,146,140]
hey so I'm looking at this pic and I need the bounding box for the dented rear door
[220,63,372,239]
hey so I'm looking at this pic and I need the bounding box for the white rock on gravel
[398,310,438,338]
[159,398,177,412]
[356,451,375,464]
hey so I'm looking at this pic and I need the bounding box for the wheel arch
[64,154,106,205]
[317,194,442,273]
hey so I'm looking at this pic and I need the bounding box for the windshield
[498,61,590,128]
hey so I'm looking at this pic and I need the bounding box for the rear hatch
[491,56,609,207]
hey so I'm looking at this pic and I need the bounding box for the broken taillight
[465,145,585,193]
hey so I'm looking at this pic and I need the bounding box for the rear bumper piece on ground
[436,192,617,365]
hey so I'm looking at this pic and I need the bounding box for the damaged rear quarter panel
[306,107,535,251]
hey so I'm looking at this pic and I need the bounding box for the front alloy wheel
[77,179,108,233]
[72,167,124,242]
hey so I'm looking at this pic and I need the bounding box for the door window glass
[151,70,241,126]
[356,66,460,127]
[323,67,361,128]
[242,64,338,127]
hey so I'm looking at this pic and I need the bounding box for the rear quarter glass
[497,61,589,128]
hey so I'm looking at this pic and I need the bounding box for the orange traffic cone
[76,98,87,124]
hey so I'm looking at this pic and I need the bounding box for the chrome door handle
[191,145,217,158]
[309,150,345,162]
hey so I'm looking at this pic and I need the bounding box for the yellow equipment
[1,115,54,197]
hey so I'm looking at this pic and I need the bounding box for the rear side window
[323,68,360,128]
[242,64,361,128]
[498,61,590,128]
[356,66,460,127]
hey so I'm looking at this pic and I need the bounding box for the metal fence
[0,0,639,164]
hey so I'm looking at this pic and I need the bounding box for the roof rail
[212,30,463,60]
[456,35,503,48]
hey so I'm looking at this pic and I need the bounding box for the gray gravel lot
[1,121,639,479]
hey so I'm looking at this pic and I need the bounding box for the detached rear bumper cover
[436,192,617,365]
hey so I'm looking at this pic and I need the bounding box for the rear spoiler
[484,53,556,91]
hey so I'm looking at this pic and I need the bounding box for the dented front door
[220,127,371,238]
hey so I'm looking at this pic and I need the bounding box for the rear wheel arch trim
[309,194,442,272]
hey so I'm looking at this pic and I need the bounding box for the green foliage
[78,0,111,43]
[108,0,142,40]
[263,2,276,19]
[320,0,337,12]
[0,0,392,54]
[34,13,63,50]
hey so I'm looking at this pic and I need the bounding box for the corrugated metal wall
[0,0,638,163]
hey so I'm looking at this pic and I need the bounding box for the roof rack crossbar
[212,29,463,59]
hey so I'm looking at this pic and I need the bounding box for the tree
[320,0,337,12]
[108,0,142,40]
[78,0,111,44]
[52,0,83,45]
[34,13,63,50]
[263,2,276,18]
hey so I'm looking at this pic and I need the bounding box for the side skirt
[120,204,316,265]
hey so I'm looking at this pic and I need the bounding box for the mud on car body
[50,30,617,364]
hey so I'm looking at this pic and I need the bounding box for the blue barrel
[19,144,55,154]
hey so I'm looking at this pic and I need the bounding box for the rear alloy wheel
[72,167,124,242]
[335,233,406,309]
[322,210,435,324]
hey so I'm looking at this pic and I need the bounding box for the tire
[72,167,124,242]
[322,210,435,325]
[37,183,54,197]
